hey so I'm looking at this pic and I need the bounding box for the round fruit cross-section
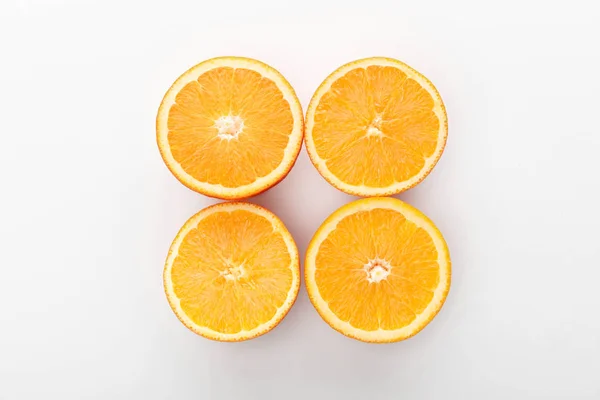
[305,197,451,342]
[164,202,300,341]
[157,57,304,199]
[305,57,448,197]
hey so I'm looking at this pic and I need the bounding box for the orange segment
[157,57,303,200]
[305,197,450,342]
[305,57,448,196]
[164,202,300,341]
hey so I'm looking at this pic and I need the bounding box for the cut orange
[163,202,300,341]
[305,197,450,342]
[305,57,448,196]
[157,57,304,200]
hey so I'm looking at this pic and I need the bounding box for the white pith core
[220,264,246,281]
[215,115,244,140]
[364,257,391,283]
[366,114,384,137]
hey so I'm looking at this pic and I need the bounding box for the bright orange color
[305,197,451,342]
[305,57,448,197]
[164,202,300,341]
[157,57,304,200]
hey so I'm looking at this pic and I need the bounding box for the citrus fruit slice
[163,202,300,341]
[305,197,451,342]
[305,57,448,196]
[157,57,304,200]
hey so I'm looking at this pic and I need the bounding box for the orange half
[164,202,300,341]
[157,57,304,199]
[305,57,448,196]
[305,197,451,342]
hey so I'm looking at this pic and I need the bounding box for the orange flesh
[167,67,294,188]
[314,208,440,331]
[170,210,293,333]
[312,66,440,187]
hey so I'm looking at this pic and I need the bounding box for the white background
[1,0,599,398]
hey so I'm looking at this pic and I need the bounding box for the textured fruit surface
[157,57,303,199]
[305,57,447,196]
[305,197,450,342]
[164,202,300,341]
